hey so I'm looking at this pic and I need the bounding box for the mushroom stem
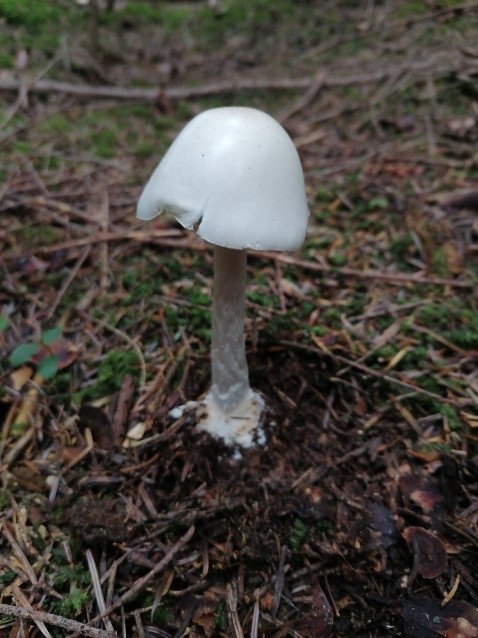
[210,245,250,414]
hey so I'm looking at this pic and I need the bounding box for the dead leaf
[12,462,48,493]
[294,583,333,637]
[32,338,78,371]
[403,526,447,578]
[441,241,464,275]
[461,411,478,428]
[402,598,478,637]
[78,404,116,449]
[10,366,33,391]
[408,446,442,463]
[366,502,399,548]
[399,473,445,515]
[192,593,219,638]
[410,488,444,514]
[112,373,135,441]
[260,591,274,611]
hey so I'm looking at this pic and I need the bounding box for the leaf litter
[1,1,478,637]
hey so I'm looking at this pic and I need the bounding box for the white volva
[137,107,309,447]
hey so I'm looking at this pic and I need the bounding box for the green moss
[443,329,478,350]
[417,303,452,330]
[371,345,399,366]
[14,223,60,248]
[152,603,174,625]
[310,325,328,337]
[135,140,156,158]
[329,253,347,267]
[39,113,70,135]
[431,248,449,278]
[390,233,415,269]
[94,127,118,158]
[75,350,140,403]
[0,0,60,28]
[13,140,32,153]
[322,307,342,329]
[402,345,429,370]
[0,568,16,589]
[0,50,13,67]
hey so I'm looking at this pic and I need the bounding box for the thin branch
[87,526,195,626]
[281,338,472,407]
[46,245,91,319]
[272,546,287,618]
[0,55,467,104]
[0,604,116,638]
[3,228,185,260]
[4,228,475,289]
[263,253,476,289]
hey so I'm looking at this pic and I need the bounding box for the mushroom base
[198,388,265,448]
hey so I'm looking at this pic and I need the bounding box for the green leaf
[0,316,8,332]
[38,355,59,379]
[41,326,62,346]
[368,196,388,209]
[10,342,40,367]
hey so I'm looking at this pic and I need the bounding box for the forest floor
[1,1,478,637]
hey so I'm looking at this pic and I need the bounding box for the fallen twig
[0,603,116,638]
[4,228,475,289]
[86,526,195,627]
[86,549,115,635]
[0,56,468,104]
[46,245,91,319]
[3,228,185,260]
[264,253,476,289]
[281,337,472,407]
[227,581,245,638]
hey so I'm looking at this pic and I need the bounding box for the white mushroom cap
[137,106,309,251]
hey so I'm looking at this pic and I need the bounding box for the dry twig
[86,526,195,626]
[0,55,468,104]
[0,603,116,638]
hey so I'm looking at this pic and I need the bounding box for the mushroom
[137,106,309,447]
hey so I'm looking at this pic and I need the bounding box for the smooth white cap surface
[137,107,309,251]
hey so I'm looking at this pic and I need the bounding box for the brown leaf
[260,591,274,611]
[32,338,78,371]
[403,598,478,637]
[12,462,48,493]
[366,502,399,548]
[192,594,218,638]
[294,583,333,637]
[399,474,445,515]
[112,373,136,441]
[78,404,116,449]
[10,366,33,391]
[410,488,444,515]
[403,526,447,578]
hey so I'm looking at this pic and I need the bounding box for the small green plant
[0,315,8,332]
[290,518,308,552]
[390,233,415,269]
[9,326,63,379]
[75,350,140,403]
[0,568,16,589]
[438,403,462,432]
[214,599,228,632]
[52,587,89,616]
[44,561,92,616]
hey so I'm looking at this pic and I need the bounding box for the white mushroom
[137,106,309,447]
